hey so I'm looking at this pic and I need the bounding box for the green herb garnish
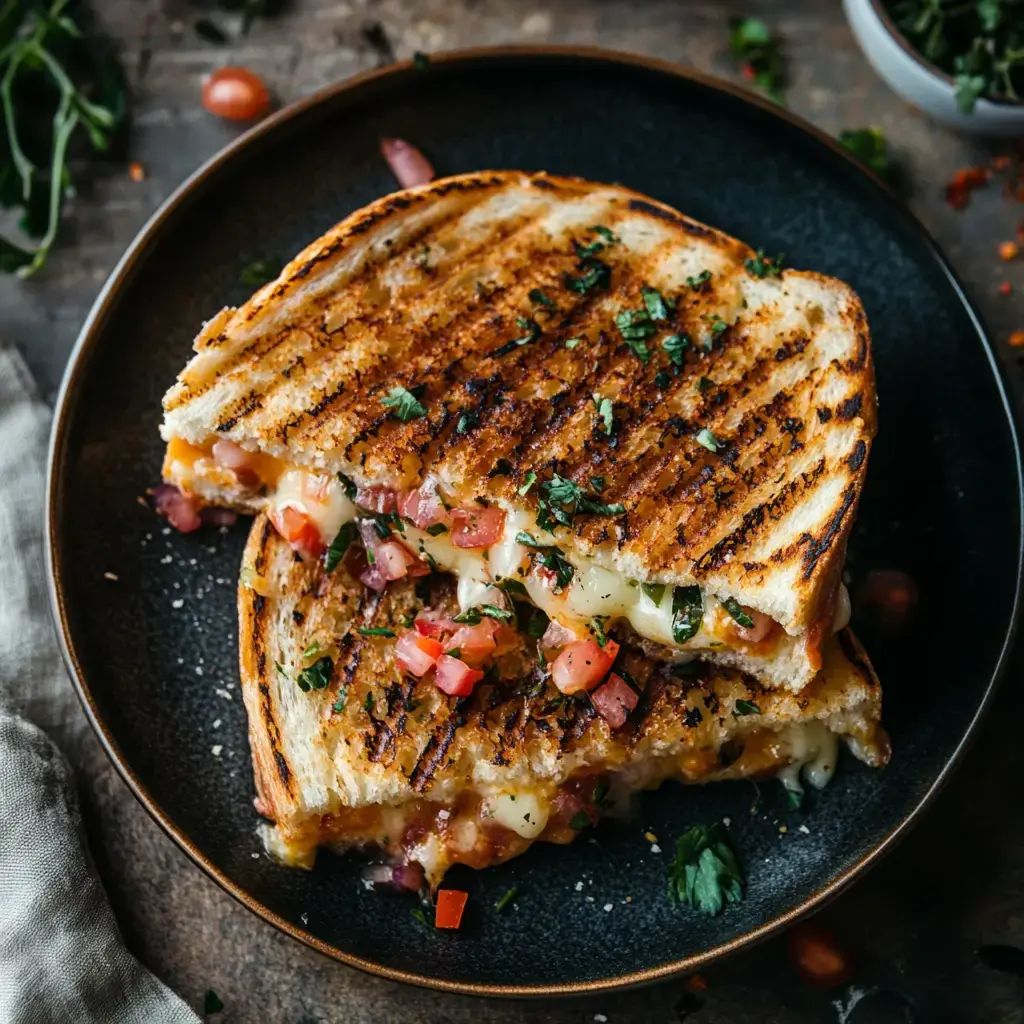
[662,333,690,367]
[494,316,541,356]
[590,476,605,492]
[641,582,667,605]
[411,906,431,927]
[839,127,897,185]
[564,337,583,349]
[363,692,375,713]
[728,16,786,104]
[593,394,615,436]
[357,627,397,638]
[569,810,592,830]
[412,51,431,69]
[302,640,322,660]
[783,784,803,811]
[532,546,575,591]
[529,288,555,307]
[696,376,712,393]
[324,521,356,572]
[745,248,784,278]
[453,604,514,625]
[332,687,349,713]
[671,586,704,644]
[564,254,611,294]
[590,224,618,243]
[721,597,755,627]
[696,428,721,452]
[425,522,448,536]
[296,656,334,692]
[687,270,712,291]
[456,409,479,433]
[733,699,761,716]
[239,256,284,287]
[381,385,427,422]
[495,885,519,913]
[518,471,537,496]
[654,369,671,389]
[614,308,656,363]
[642,285,670,321]
[667,822,744,916]
[591,617,609,647]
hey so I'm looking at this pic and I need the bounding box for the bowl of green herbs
[845,0,1024,135]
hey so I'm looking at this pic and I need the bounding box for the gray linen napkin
[0,345,199,1024]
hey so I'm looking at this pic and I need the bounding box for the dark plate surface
[47,48,1022,995]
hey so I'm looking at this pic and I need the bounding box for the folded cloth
[0,345,199,1024]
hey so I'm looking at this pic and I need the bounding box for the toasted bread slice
[239,514,887,888]
[168,171,875,691]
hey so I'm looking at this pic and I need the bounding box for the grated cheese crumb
[171,599,183,609]
[211,745,222,757]
[650,843,661,854]
[799,824,811,835]
[603,903,613,912]
[595,1016,608,1023]
[103,571,119,581]
[212,719,222,729]
[575,881,584,891]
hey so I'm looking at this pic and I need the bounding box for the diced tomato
[444,619,498,667]
[415,609,460,639]
[434,655,485,696]
[728,607,776,644]
[397,481,448,530]
[590,672,639,728]
[434,889,469,930]
[449,504,505,549]
[405,557,432,577]
[551,639,619,694]
[152,484,202,533]
[376,541,414,581]
[355,485,397,513]
[396,631,443,676]
[269,505,325,559]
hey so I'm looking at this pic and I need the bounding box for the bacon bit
[999,240,1020,261]
[380,137,435,189]
[590,672,639,728]
[1010,330,1024,348]
[128,161,146,182]
[945,165,990,209]
[1000,282,1013,296]
[152,484,202,533]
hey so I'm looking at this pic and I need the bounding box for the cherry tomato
[202,67,271,121]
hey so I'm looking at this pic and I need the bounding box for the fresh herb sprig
[0,0,127,275]
[667,822,744,916]
[729,17,787,104]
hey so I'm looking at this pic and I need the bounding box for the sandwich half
[164,171,876,692]
[240,514,889,888]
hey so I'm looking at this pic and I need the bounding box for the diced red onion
[540,618,579,650]
[201,507,238,527]
[392,862,425,892]
[152,484,202,533]
[380,137,435,189]
[360,562,388,592]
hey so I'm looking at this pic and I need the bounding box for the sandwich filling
[165,436,850,680]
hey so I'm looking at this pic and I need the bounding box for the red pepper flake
[945,166,990,209]
[742,63,755,80]
[1009,330,1024,349]
[992,155,1012,172]
[128,161,146,182]
[999,241,1020,261]
[1000,282,1013,296]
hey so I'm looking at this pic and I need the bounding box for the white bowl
[844,0,1024,136]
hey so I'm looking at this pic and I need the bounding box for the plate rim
[44,44,1024,998]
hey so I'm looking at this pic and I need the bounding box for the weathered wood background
[3,2,1024,1022]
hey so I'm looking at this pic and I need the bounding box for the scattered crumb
[779,825,788,834]
[300,912,309,926]
[212,719,222,729]
[723,816,731,826]
[798,824,811,835]
[586,896,594,902]
[103,571,119,581]
[171,598,183,609]
[194,666,203,676]
[215,688,232,700]
[251,852,259,859]
[603,903,613,912]
[594,1016,608,1023]
[644,831,658,843]
[211,745,223,757]
[575,881,584,892]
[999,240,1019,261]
[129,161,146,182]
[650,843,661,854]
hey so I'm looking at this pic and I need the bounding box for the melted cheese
[269,469,355,544]
[775,721,839,796]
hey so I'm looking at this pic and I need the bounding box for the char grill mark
[408,715,461,792]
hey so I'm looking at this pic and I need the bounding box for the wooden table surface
[5,2,1024,1021]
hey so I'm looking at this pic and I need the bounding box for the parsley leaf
[456,409,479,433]
[564,255,611,294]
[324,521,356,572]
[296,656,334,692]
[381,385,427,422]
[733,699,761,716]
[671,586,704,643]
[590,617,609,647]
[495,885,519,913]
[453,604,514,625]
[337,473,358,500]
[593,394,615,436]
[745,248,784,278]
[239,256,283,287]
[332,687,349,713]
[687,270,712,291]
[839,127,897,186]
[590,224,619,243]
[783,784,803,811]
[696,428,720,452]
[538,473,625,525]
[700,313,729,337]
[721,597,755,627]
[494,316,541,357]
[518,470,537,496]
[642,285,670,321]
[667,822,744,916]
[529,288,555,307]
[654,369,671,389]
[533,546,576,591]
[614,308,656,363]
[590,476,605,492]
[662,333,690,367]
[696,376,712,393]
[426,522,448,536]
[357,626,396,638]
[564,337,583,349]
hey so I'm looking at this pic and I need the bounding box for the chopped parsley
[641,285,671,321]
[671,586,704,644]
[590,477,606,493]
[641,582,666,605]
[332,687,349,713]
[494,316,541,357]
[569,810,592,830]
[696,428,720,453]
[495,885,519,913]
[529,288,555,308]
[536,473,625,530]
[701,313,729,337]
[783,784,803,811]
[324,521,356,572]
[721,597,755,628]
[590,617,609,647]
[411,906,431,927]
[745,248,784,278]
[239,257,283,288]
[515,530,544,548]
[614,308,656,363]
[426,522,448,536]
[517,601,550,638]
[662,333,690,367]
[728,16,786,105]
[564,337,583,349]
[337,472,358,500]
[274,661,287,677]
[592,394,615,436]
[518,471,537,496]
[531,545,575,591]
[296,656,334,692]
[654,369,671,389]
[456,409,479,433]
[453,604,514,625]
[590,224,618,243]
[363,692,375,713]
[204,990,225,1014]
[357,626,396,638]
[687,269,712,291]
[302,640,322,660]
[733,699,761,716]
[496,576,530,597]
[667,822,744,916]
[564,254,611,294]
[381,385,427,422]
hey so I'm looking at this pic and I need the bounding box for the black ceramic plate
[48,48,1022,996]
